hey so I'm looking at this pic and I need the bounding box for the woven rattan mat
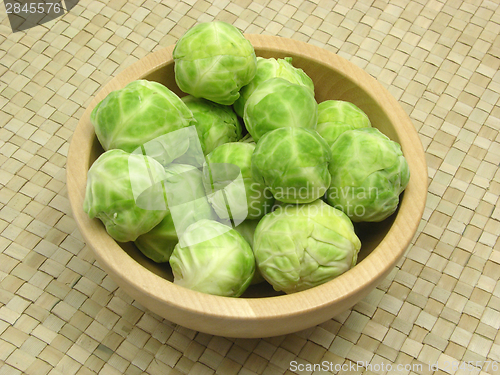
[1,0,500,374]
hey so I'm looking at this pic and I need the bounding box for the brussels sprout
[91,80,196,154]
[233,57,315,117]
[134,163,217,263]
[325,127,410,222]
[238,133,255,144]
[234,218,266,285]
[234,218,259,247]
[316,100,371,147]
[181,95,242,155]
[169,219,255,297]
[83,149,167,242]
[163,163,219,234]
[251,127,331,204]
[173,21,257,105]
[202,142,274,222]
[243,77,318,142]
[133,125,205,168]
[134,212,177,263]
[253,200,361,294]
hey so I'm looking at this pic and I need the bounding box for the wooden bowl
[67,35,427,338]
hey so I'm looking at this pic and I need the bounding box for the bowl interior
[86,47,402,298]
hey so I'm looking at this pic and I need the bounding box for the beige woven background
[1,0,500,374]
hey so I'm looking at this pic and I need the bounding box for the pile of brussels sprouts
[84,21,410,297]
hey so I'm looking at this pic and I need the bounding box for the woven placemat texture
[1,0,499,374]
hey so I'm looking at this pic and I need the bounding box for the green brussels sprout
[169,219,255,297]
[253,200,361,294]
[181,95,242,155]
[162,163,219,234]
[251,127,331,204]
[234,218,266,285]
[234,218,259,247]
[202,142,274,222]
[83,149,167,242]
[325,127,410,222]
[243,77,318,142]
[134,163,217,263]
[316,100,371,147]
[233,57,315,117]
[90,80,196,154]
[173,21,257,105]
[134,125,205,168]
[238,133,255,144]
[134,212,177,263]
